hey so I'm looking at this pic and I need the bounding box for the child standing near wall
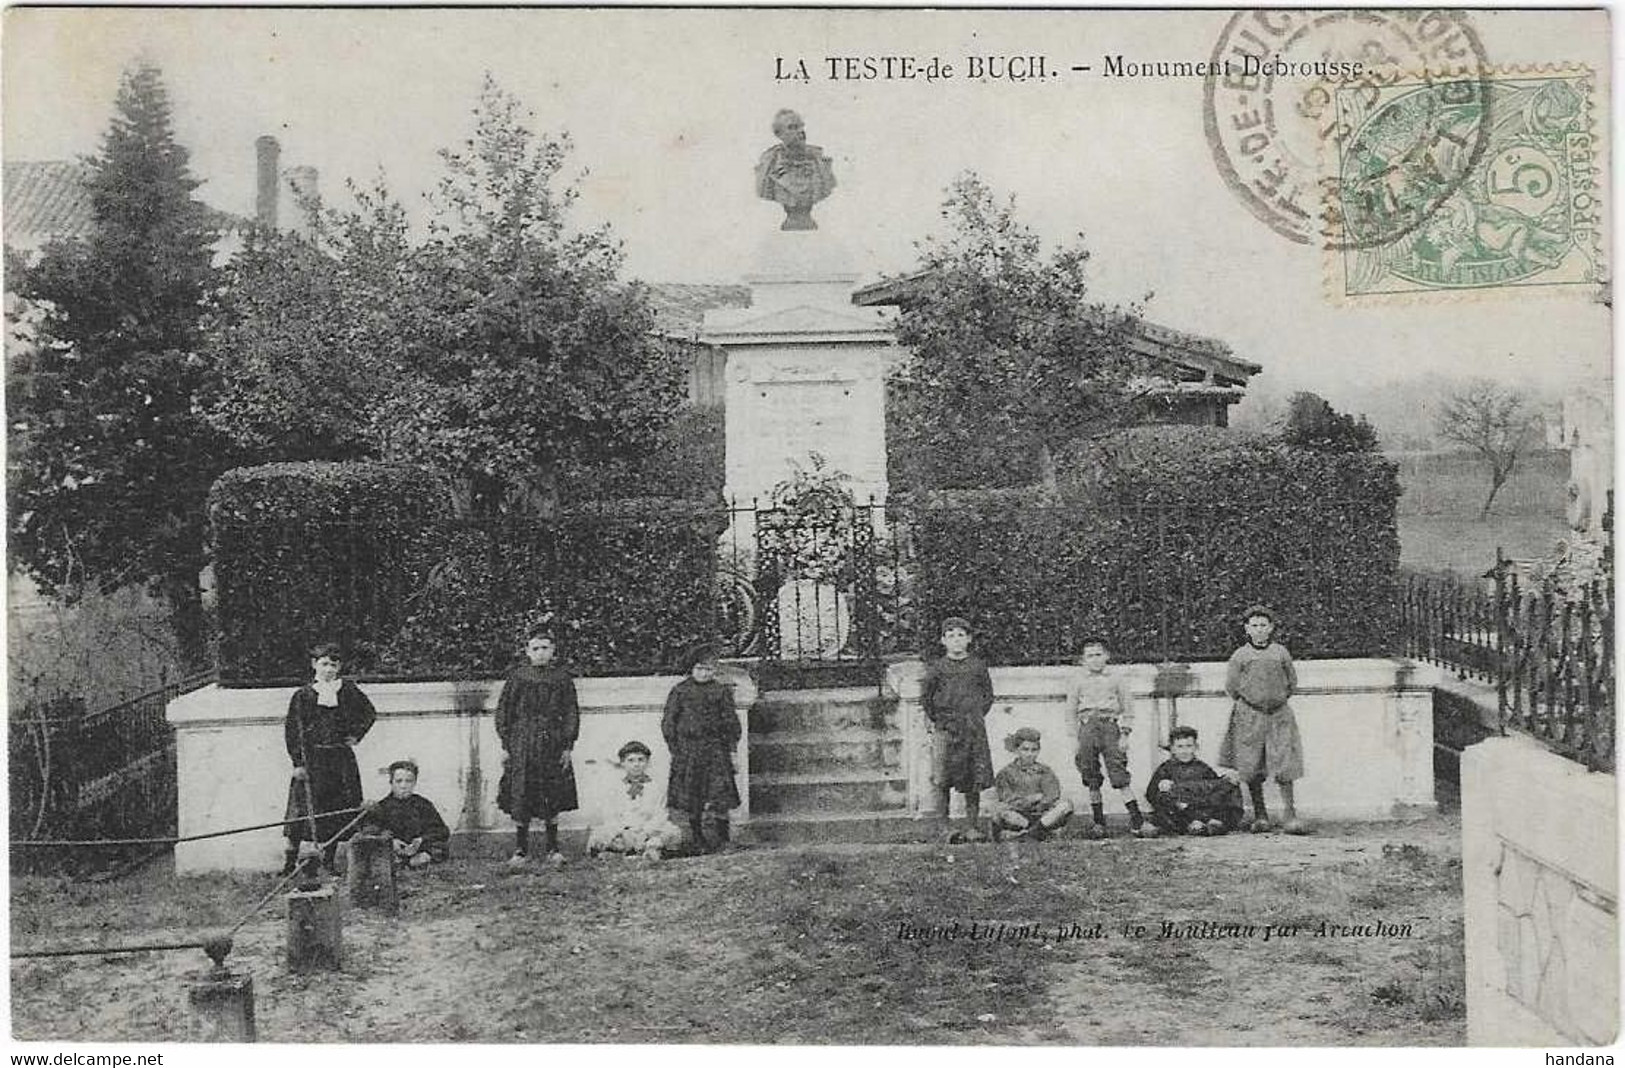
[921,617,995,843]
[283,642,377,875]
[496,631,580,866]
[1219,606,1310,834]
[663,645,741,853]
[1066,640,1155,838]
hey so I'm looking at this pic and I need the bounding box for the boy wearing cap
[991,727,1072,841]
[921,617,996,843]
[1065,640,1156,839]
[662,645,742,853]
[589,741,684,860]
[1219,606,1309,834]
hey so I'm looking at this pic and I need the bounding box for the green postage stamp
[1328,68,1604,300]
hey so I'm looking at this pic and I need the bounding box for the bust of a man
[755,109,837,231]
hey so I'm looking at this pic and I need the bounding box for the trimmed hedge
[907,427,1401,663]
[210,462,725,682]
[376,498,727,678]
[564,407,725,503]
[210,462,451,682]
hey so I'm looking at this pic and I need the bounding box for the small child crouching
[363,759,451,869]
[588,741,684,860]
[991,727,1073,841]
[1146,727,1244,836]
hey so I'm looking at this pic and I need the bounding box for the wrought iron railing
[1400,561,1614,773]
[9,669,215,871]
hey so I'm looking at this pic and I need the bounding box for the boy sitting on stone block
[1146,726,1244,836]
[991,727,1073,841]
[362,759,451,868]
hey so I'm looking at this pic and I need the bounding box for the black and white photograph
[3,5,1615,1055]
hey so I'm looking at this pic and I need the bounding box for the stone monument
[706,111,897,510]
[707,113,898,658]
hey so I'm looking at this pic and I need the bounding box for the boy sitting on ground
[588,741,684,860]
[1146,726,1244,836]
[991,727,1073,841]
[363,759,451,868]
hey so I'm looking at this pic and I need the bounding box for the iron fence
[9,669,214,872]
[1400,563,1615,773]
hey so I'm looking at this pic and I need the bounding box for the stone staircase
[741,686,921,844]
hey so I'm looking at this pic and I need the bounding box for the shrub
[375,498,727,678]
[210,461,726,682]
[907,427,1401,663]
[209,462,451,683]
[564,407,725,503]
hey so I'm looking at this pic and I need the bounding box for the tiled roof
[645,282,751,339]
[4,159,250,251]
[4,161,94,247]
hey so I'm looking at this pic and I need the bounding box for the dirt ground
[11,810,1464,1045]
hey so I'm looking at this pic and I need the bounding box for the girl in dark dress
[283,643,377,874]
[496,632,580,865]
[662,644,741,853]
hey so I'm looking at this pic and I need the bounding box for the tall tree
[1436,379,1540,519]
[7,64,228,663]
[203,180,414,462]
[890,174,1147,490]
[205,77,686,516]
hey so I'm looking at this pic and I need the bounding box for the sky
[3,7,1612,411]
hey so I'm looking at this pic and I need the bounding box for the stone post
[346,831,398,914]
[286,884,342,971]
[187,969,257,1041]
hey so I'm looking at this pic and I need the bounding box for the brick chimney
[254,135,280,229]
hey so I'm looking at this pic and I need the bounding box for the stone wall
[888,658,1439,820]
[171,656,1435,871]
[1461,735,1618,1045]
[168,671,755,873]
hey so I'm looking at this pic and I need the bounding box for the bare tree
[1436,380,1540,520]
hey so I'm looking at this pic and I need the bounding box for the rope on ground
[11,807,374,962]
[11,807,367,849]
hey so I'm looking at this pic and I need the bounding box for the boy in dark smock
[921,617,995,842]
[1218,606,1309,834]
[497,633,580,865]
[1146,726,1244,835]
[662,645,741,853]
[364,759,452,868]
[283,643,377,875]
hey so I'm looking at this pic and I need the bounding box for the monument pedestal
[704,230,897,511]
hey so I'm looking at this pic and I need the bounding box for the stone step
[749,731,904,775]
[738,811,929,845]
[749,688,899,734]
[748,770,909,816]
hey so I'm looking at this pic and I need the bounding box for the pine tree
[7,63,230,663]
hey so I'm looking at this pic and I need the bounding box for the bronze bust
[755,109,837,231]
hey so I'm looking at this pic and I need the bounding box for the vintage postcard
[3,6,1614,1061]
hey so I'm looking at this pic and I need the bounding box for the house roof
[4,161,94,248]
[645,282,752,339]
[850,271,1263,386]
[4,159,251,252]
